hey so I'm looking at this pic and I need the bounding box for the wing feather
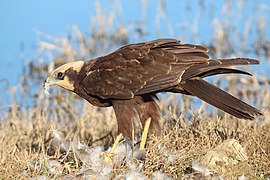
[81,39,210,99]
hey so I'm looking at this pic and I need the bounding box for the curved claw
[103,133,123,164]
[103,152,113,164]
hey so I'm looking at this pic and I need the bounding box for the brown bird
[44,39,262,155]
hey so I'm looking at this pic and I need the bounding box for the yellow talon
[140,118,151,150]
[103,153,113,164]
[104,117,150,163]
[104,133,123,163]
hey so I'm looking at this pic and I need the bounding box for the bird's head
[44,61,84,94]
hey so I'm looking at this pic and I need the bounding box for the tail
[182,58,260,80]
[180,78,263,120]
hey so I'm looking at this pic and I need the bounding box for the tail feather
[182,58,259,80]
[198,68,252,78]
[180,78,262,120]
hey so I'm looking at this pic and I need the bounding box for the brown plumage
[44,39,263,139]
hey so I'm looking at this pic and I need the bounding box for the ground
[0,82,269,179]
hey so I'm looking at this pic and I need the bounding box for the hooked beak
[43,75,56,95]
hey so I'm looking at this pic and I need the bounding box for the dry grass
[1,1,270,179]
[143,117,270,178]
[0,82,269,179]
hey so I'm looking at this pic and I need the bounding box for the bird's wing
[82,39,210,99]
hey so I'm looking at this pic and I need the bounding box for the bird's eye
[57,72,64,80]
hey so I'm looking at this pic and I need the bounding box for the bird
[44,39,262,157]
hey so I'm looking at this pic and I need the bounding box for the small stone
[197,139,249,175]
[200,139,248,168]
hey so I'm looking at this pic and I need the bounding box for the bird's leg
[104,133,122,163]
[140,118,151,150]
[131,122,135,155]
